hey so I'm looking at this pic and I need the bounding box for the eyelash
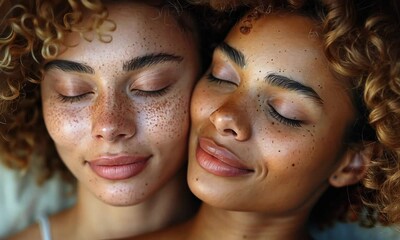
[57,86,170,104]
[207,73,235,85]
[131,86,171,97]
[268,105,302,128]
[57,93,89,103]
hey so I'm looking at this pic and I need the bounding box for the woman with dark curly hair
[0,0,209,239]
[131,0,400,239]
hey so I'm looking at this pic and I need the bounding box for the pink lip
[196,137,253,177]
[87,155,150,180]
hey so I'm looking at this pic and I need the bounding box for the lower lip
[196,145,252,177]
[88,159,149,180]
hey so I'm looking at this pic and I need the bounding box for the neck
[186,204,313,240]
[53,168,198,239]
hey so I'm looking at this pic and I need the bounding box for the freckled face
[41,2,200,205]
[188,14,355,215]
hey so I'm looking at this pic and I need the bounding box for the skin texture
[188,13,354,214]
[41,4,197,207]
[133,12,368,240]
[187,13,358,240]
[10,2,200,239]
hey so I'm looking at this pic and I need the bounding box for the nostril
[223,129,237,136]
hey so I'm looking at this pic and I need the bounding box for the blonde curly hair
[0,0,112,183]
[322,0,400,225]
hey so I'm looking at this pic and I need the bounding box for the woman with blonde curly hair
[0,0,212,239]
[131,0,400,239]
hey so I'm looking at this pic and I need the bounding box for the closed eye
[207,73,236,86]
[131,85,171,97]
[268,105,302,128]
[57,93,92,103]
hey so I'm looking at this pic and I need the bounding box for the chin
[188,178,248,211]
[98,192,147,207]
[188,178,218,203]
[93,183,152,207]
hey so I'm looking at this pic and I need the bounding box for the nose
[91,94,136,142]
[209,101,251,141]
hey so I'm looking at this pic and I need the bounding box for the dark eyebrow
[44,60,94,74]
[122,53,183,71]
[266,73,324,105]
[216,42,246,68]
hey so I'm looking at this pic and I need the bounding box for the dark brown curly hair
[191,0,400,228]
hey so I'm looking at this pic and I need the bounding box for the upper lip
[88,154,151,166]
[199,137,253,171]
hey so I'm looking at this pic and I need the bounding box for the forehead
[105,1,192,45]
[224,13,339,87]
[105,1,193,32]
[59,1,196,63]
[227,13,323,63]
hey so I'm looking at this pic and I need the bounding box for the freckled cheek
[190,86,219,125]
[282,140,332,177]
[43,104,89,147]
[190,98,205,124]
[142,93,191,144]
[256,127,320,171]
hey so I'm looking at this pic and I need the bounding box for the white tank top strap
[37,215,52,240]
